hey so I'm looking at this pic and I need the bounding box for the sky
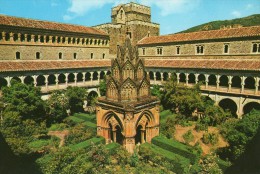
[0,0,259,35]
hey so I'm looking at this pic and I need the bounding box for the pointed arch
[136,60,145,80]
[139,79,149,97]
[122,60,135,80]
[111,59,120,79]
[135,110,155,129]
[121,78,137,101]
[102,111,124,132]
[106,78,118,100]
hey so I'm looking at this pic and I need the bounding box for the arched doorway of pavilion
[101,112,124,145]
[135,111,155,144]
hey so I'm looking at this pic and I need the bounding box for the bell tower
[96,37,160,153]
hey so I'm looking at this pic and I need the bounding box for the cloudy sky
[0,0,259,34]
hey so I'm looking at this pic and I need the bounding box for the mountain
[180,14,260,33]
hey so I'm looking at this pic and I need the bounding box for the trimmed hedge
[152,136,199,164]
[74,113,96,123]
[216,158,231,172]
[70,137,105,151]
[140,143,190,174]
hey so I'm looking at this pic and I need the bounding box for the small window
[157,47,163,55]
[74,53,77,59]
[59,52,63,59]
[176,46,180,55]
[103,53,105,59]
[224,44,229,54]
[126,32,132,39]
[142,48,146,55]
[196,45,204,54]
[36,52,40,59]
[252,43,260,53]
[16,52,20,59]
[91,53,93,59]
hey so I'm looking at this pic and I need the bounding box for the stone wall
[138,38,260,57]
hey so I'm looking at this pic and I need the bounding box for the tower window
[196,45,204,54]
[252,43,260,53]
[126,32,132,39]
[36,52,41,59]
[91,53,93,59]
[224,44,229,54]
[103,53,105,59]
[16,52,20,59]
[157,47,163,55]
[59,52,63,59]
[176,46,180,55]
[74,53,77,59]
[142,48,146,55]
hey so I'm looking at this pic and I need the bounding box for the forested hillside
[180,14,260,33]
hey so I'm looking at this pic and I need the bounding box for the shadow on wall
[0,133,42,174]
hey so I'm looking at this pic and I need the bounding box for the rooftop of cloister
[0,58,260,72]
[138,26,260,45]
[0,15,108,37]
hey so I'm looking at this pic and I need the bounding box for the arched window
[103,53,105,59]
[91,53,94,59]
[16,52,20,59]
[74,53,77,59]
[59,52,63,59]
[36,52,40,59]
[224,44,229,53]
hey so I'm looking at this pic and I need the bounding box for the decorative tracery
[139,81,149,97]
[107,81,118,100]
[121,81,137,101]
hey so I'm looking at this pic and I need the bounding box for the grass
[29,139,50,150]
[69,137,104,151]
[68,113,97,129]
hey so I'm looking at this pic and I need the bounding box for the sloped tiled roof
[0,60,111,72]
[0,15,108,36]
[0,59,259,72]
[138,26,260,45]
[145,59,260,71]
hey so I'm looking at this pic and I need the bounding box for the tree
[1,80,46,120]
[47,90,69,123]
[65,86,87,114]
[99,76,107,96]
[151,84,162,98]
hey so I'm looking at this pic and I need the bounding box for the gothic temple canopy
[96,38,160,153]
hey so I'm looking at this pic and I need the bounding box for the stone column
[31,34,35,42]
[141,129,145,144]
[65,73,69,87]
[168,72,172,80]
[65,37,68,44]
[1,32,6,41]
[5,76,11,87]
[97,71,101,83]
[255,77,259,95]
[9,32,14,42]
[90,72,94,85]
[32,75,38,87]
[49,36,53,43]
[160,72,163,82]
[82,72,86,84]
[55,74,59,87]
[185,73,189,85]
[241,76,245,93]
[44,75,49,90]
[205,74,209,89]
[216,74,220,89]
[43,35,46,43]
[237,97,244,119]
[228,75,233,92]
[74,73,78,86]
[19,76,25,84]
[153,72,156,83]
[176,73,180,84]
[195,73,199,84]
[113,130,117,143]
[17,33,21,42]
[24,34,28,42]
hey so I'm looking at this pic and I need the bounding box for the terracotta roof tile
[0,15,108,36]
[0,60,111,72]
[138,26,260,45]
[145,59,260,71]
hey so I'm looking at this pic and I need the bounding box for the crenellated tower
[96,37,160,153]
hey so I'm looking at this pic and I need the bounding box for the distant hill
[180,14,260,33]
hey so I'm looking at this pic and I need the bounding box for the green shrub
[69,137,105,151]
[178,120,193,127]
[195,122,208,132]
[48,123,68,131]
[182,130,194,144]
[202,132,219,145]
[152,136,199,164]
